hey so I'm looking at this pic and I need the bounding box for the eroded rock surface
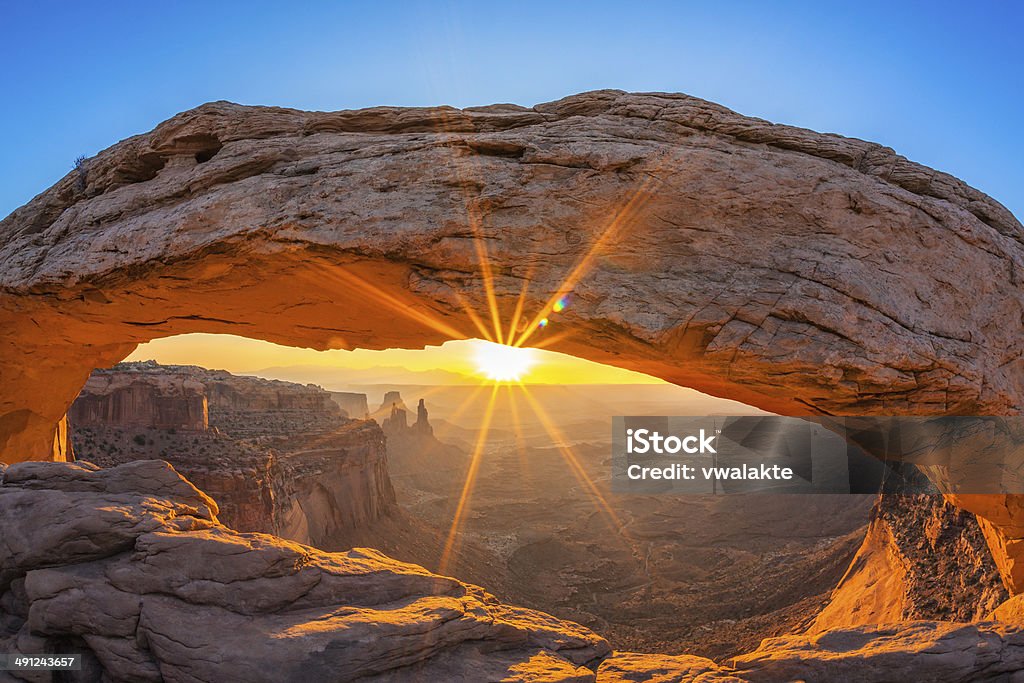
[811,494,1008,631]
[4,460,1024,682]
[599,623,1024,683]
[597,652,746,682]
[731,622,1024,683]
[0,461,608,682]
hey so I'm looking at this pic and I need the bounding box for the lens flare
[472,340,536,381]
[552,296,569,313]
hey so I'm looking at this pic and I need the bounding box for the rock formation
[69,363,397,548]
[0,460,608,682]
[376,393,442,469]
[374,392,410,419]
[375,391,437,443]
[414,398,433,437]
[381,403,409,433]
[331,391,369,418]
[811,494,1008,631]
[0,90,1023,609]
[728,622,1024,682]
[68,362,208,432]
[3,460,1023,683]
[273,421,397,546]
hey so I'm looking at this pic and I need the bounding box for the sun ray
[517,386,653,576]
[305,264,467,342]
[505,263,536,346]
[505,384,531,474]
[528,330,575,352]
[437,384,488,430]
[470,224,506,345]
[517,385,626,534]
[423,383,490,446]
[451,289,496,343]
[432,112,506,346]
[513,161,670,348]
[438,383,500,574]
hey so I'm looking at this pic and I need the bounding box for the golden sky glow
[124,333,666,385]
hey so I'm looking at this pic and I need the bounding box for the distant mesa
[331,391,369,419]
[69,360,210,433]
[375,390,410,416]
[70,359,346,438]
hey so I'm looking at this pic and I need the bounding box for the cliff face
[274,421,396,545]
[811,494,1008,631]
[68,363,208,432]
[69,362,396,548]
[331,391,369,418]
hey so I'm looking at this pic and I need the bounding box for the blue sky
[2,1,1021,219]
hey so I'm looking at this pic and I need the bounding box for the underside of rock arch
[2,90,1023,587]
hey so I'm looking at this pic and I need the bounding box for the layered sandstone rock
[811,494,1008,631]
[69,363,208,432]
[4,460,1023,682]
[0,461,608,683]
[273,421,397,545]
[1,90,1022,587]
[70,363,397,548]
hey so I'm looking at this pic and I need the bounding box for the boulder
[731,621,1024,683]
[0,461,608,682]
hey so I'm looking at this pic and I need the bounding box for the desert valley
[38,359,1011,668]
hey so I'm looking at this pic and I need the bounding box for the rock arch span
[2,90,1022,586]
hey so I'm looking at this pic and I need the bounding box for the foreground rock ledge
[0,461,608,682]
[3,460,1024,683]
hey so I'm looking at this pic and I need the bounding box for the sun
[472,340,536,382]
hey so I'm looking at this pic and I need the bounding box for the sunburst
[347,126,671,573]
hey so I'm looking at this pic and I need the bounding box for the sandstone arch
[2,90,1022,585]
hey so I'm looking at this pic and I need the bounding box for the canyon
[63,363,1008,664]
[69,361,396,548]
[3,459,1024,682]
[1,90,1023,678]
